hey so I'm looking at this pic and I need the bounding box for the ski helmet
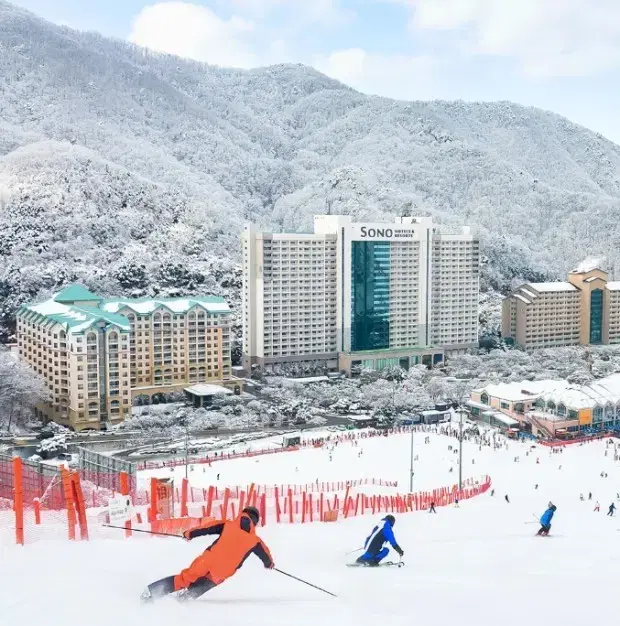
[242,506,260,525]
[384,515,396,527]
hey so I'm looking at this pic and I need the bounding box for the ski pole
[274,568,338,597]
[103,524,183,539]
[345,547,364,555]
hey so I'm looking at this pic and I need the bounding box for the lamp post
[409,425,414,492]
[185,425,189,480]
[458,408,464,491]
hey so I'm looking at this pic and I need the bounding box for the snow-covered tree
[0,349,49,432]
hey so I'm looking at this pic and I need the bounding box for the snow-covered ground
[3,431,620,626]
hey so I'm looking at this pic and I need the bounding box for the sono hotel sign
[356,225,416,240]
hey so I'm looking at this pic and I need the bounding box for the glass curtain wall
[351,241,390,351]
[590,288,603,344]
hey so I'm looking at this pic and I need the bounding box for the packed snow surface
[3,431,620,626]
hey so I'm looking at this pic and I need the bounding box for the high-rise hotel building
[502,266,620,350]
[17,285,233,431]
[242,216,479,374]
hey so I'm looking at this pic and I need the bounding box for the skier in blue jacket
[537,502,557,536]
[356,515,404,566]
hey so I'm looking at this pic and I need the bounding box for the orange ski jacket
[174,512,274,589]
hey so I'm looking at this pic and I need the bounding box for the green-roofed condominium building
[17,286,233,431]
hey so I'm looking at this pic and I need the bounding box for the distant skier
[355,515,404,566]
[537,502,557,536]
[429,502,437,514]
[141,506,273,602]
[594,501,600,512]
[608,503,616,517]
[505,494,510,504]
[588,492,592,501]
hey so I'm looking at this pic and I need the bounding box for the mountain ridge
[1,0,620,342]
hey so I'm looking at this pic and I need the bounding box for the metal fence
[0,453,65,509]
[78,447,136,494]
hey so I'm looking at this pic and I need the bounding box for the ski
[346,561,405,568]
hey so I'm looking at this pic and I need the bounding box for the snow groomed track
[3,430,620,626]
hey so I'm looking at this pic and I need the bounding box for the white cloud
[229,0,352,26]
[400,0,620,77]
[129,2,257,68]
[314,48,437,100]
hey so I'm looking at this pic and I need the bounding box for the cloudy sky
[11,0,620,143]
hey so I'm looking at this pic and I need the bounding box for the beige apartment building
[243,216,479,374]
[17,285,233,431]
[502,266,620,350]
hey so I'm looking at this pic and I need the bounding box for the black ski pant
[148,575,217,600]
[537,524,550,536]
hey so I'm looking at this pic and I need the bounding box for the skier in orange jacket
[141,506,274,602]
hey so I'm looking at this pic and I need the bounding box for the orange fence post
[222,488,231,520]
[206,486,214,517]
[274,487,281,524]
[33,497,41,525]
[180,478,189,518]
[288,489,294,523]
[60,467,77,541]
[343,485,351,518]
[13,457,24,546]
[149,477,158,529]
[71,472,89,541]
[120,472,132,538]
[260,493,266,527]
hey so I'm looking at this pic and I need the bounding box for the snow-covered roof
[478,381,567,402]
[103,296,230,315]
[184,384,233,397]
[54,284,101,304]
[529,282,577,292]
[479,374,620,411]
[489,412,519,427]
[282,376,330,385]
[520,288,538,299]
[606,282,620,291]
[19,299,131,334]
[514,294,531,304]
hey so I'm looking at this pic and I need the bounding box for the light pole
[458,408,464,491]
[185,423,189,481]
[409,425,414,492]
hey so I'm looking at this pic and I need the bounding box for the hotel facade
[17,285,233,431]
[242,215,480,374]
[502,267,620,350]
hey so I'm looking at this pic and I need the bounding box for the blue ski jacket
[364,518,402,555]
[540,507,555,526]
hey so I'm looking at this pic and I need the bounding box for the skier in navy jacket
[537,502,556,536]
[356,515,404,566]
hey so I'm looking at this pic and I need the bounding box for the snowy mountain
[1,0,620,341]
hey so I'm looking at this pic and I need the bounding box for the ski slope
[3,430,620,626]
